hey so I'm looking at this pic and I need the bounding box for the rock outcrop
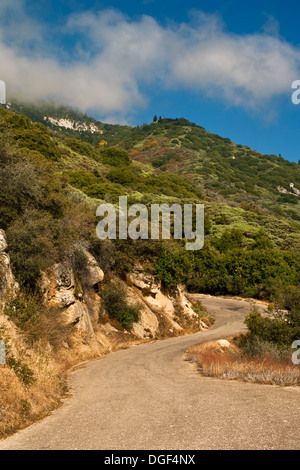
[0,230,19,314]
[126,264,208,339]
[1,233,207,354]
[38,252,207,350]
[39,248,104,340]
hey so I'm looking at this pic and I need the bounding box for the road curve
[0,296,299,450]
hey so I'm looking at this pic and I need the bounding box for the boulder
[81,249,104,286]
[39,260,75,307]
[49,288,76,309]
[144,290,175,317]
[64,300,94,336]
[216,339,231,348]
[51,261,75,289]
[125,285,160,338]
[131,306,159,338]
[125,266,207,336]
[173,285,208,330]
[39,249,105,338]
[126,265,160,295]
[0,231,19,313]
[0,230,8,252]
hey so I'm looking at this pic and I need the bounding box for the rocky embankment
[0,230,19,313]
[0,229,209,436]
[0,230,207,356]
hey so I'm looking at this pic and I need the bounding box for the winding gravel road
[0,295,299,450]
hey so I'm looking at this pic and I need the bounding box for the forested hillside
[2,103,300,302]
[1,102,299,435]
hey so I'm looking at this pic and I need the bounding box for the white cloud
[170,31,300,107]
[0,0,43,50]
[0,4,300,120]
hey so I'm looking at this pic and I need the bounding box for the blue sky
[1,1,300,162]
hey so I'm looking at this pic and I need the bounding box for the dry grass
[0,357,65,437]
[0,313,106,439]
[187,339,300,387]
[0,305,150,439]
[0,346,102,439]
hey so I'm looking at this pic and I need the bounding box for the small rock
[80,249,104,286]
[216,339,231,348]
[49,288,76,309]
[0,230,8,252]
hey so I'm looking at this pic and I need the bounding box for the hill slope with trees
[4,102,300,299]
[0,101,299,435]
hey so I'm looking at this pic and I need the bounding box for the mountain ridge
[5,100,300,240]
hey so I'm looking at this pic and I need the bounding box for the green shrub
[101,282,141,330]
[154,246,179,288]
[5,290,44,326]
[235,335,290,360]
[106,167,139,186]
[64,137,100,160]
[152,153,175,168]
[0,145,66,229]
[67,169,123,202]
[236,307,300,353]
[6,357,35,386]
[278,194,299,204]
[212,228,244,252]
[6,210,58,287]
[13,127,61,161]
[101,147,131,167]
[154,245,195,289]
[71,248,88,275]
